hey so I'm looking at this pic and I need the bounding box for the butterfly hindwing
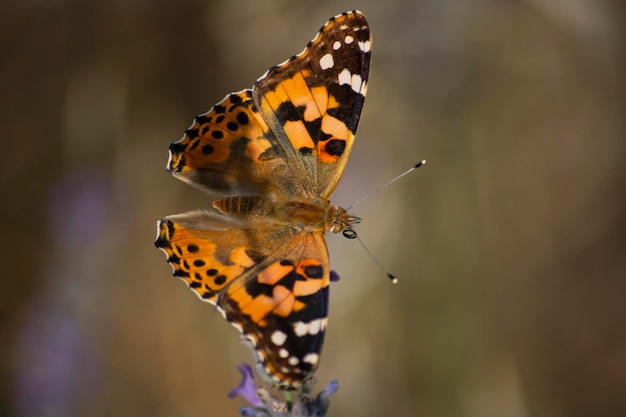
[254,10,371,198]
[155,210,330,385]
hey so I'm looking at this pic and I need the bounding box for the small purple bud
[323,379,339,396]
[239,406,257,416]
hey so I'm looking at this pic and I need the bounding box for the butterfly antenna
[342,160,426,283]
[346,160,426,211]
[343,228,398,284]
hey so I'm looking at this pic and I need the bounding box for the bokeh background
[2,1,625,416]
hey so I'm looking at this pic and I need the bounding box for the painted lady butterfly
[155,10,371,387]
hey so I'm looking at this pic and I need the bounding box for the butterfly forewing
[254,11,371,198]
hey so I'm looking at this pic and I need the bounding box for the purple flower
[322,380,339,397]
[228,364,263,407]
[229,364,339,416]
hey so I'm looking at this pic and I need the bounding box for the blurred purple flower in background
[14,169,115,417]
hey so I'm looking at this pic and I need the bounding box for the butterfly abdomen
[213,196,273,218]
[213,195,334,231]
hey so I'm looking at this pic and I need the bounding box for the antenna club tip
[415,160,426,168]
[388,274,398,284]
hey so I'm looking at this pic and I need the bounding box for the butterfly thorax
[212,195,359,233]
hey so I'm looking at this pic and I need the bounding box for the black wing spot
[212,130,224,139]
[174,270,190,278]
[187,244,199,253]
[325,139,346,157]
[304,265,324,279]
[201,144,214,155]
[202,290,216,299]
[169,142,187,154]
[195,115,211,124]
[185,128,199,139]
[214,275,227,286]
[193,259,206,267]
[206,268,218,276]
[246,279,273,298]
[276,101,304,122]
[237,111,249,125]
[227,121,238,131]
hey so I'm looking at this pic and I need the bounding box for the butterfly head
[327,205,361,234]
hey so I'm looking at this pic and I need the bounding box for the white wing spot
[293,321,309,337]
[279,348,289,358]
[338,69,365,94]
[333,41,341,50]
[271,330,287,346]
[344,35,354,44]
[303,353,319,365]
[338,68,352,86]
[358,40,371,53]
[288,356,300,366]
[319,53,334,70]
[351,74,363,93]
[293,318,326,337]
[308,318,322,335]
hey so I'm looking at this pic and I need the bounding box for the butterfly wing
[156,210,288,304]
[219,231,330,386]
[253,10,371,199]
[167,90,307,198]
[155,211,330,386]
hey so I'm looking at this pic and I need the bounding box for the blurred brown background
[2,1,625,416]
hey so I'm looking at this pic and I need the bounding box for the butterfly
[155,10,371,387]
